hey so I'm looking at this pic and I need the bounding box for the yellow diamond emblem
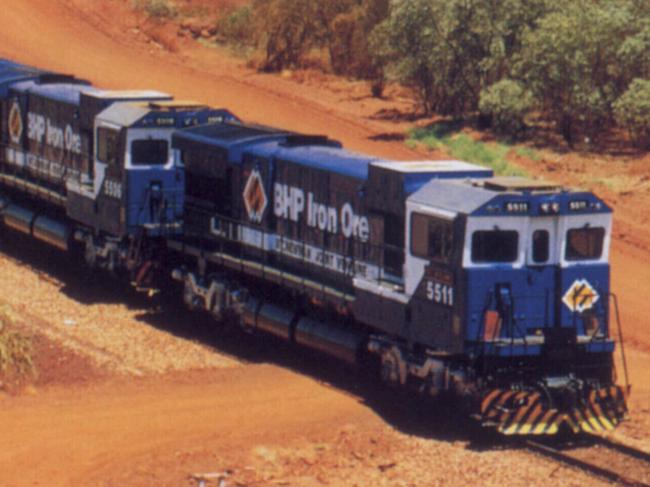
[562,279,599,313]
[243,169,267,223]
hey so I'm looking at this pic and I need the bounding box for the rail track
[524,435,650,486]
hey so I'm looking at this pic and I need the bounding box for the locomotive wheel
[182,279,200,311]
[84,236,97,269]
[380,348,405,386]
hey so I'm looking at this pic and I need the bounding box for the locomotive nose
[478,383,627,435]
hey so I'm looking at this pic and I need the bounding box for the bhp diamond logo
[243,169,267,223]
[562,279,599,313]
[8,100,23,145]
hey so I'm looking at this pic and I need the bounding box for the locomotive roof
[174,122,288,147]
[0,59,48,96]
[409,179,495,214]
[89,89,170,100]
[172,122,290,163]
[97,101,237,129]
[176,121,372,179]
[249,141,377,180]
[174,122,500,183]
[372,160,491,174]
[410,177,612,216]
[11,80,99,105]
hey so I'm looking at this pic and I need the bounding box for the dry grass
[0,307,34,380]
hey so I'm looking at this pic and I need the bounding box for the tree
[216,6,254,47]
[327,0,390,94]
[479,79,534,138]
[252,0,322,71]
[370,0,447,114]
[515,0,646,145]
[614,78,650,149]
[370,0,541,115]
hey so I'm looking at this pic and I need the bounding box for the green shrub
[614,78,650,149]
[216,6,255,46]
[479,79,534,138]
[514,146,541,162]
[134,0,177,19]
[407,126,527,176]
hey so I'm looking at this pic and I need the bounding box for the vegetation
[407,124,527,176]
[479,80,534,139]
[133,0,177,19]
[374,0,649,146]
[159,0,649,149]
[215,6,254,48]
[0,309,34,381]
[613,79,650,149]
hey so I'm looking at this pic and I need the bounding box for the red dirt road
[0,1,648,485]
[0,0,415,159]
[0,367,379,486]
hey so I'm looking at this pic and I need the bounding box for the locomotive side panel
[5,81,95,194]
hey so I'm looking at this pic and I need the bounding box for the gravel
[0,243,239,375]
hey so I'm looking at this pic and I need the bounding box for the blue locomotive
[0,60,628,435]
[0,59,236,275]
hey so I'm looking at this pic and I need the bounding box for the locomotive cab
[457,177,613,355]
[92,101,238,238]
[405,176,624,434]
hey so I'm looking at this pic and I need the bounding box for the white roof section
[371,160,489,173]
[95,101,152,128]
[408,179,495,215]
[93,89,171,100]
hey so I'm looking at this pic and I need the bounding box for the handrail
[205,210,405,285]
[609,293,631,395]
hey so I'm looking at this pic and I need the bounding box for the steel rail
[587,435,650,465]
[524,439,650,487]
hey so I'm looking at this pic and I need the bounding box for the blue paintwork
[120,110,238,236]
[261,144,378,180]
[174,123,494,198]
[473,191,612,217]
[402,169,493,195]
[0,60,47,96]
[131,107,238,129]
[172,123,291,162]
[125,167,183,233]
[465,267,554,338]
[463,261,614,356]
[10,81,96,105]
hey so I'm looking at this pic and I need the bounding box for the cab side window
[411,213,454,263]
[97,127,119,166]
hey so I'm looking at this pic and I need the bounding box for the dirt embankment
[0,0,648,486]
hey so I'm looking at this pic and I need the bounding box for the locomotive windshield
[471,230,519,263]
[565,227,605,261]
[532,229,550,263]
[131,139,169,166]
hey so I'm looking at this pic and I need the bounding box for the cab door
[95,123,126,237]
[525,216,560,330]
